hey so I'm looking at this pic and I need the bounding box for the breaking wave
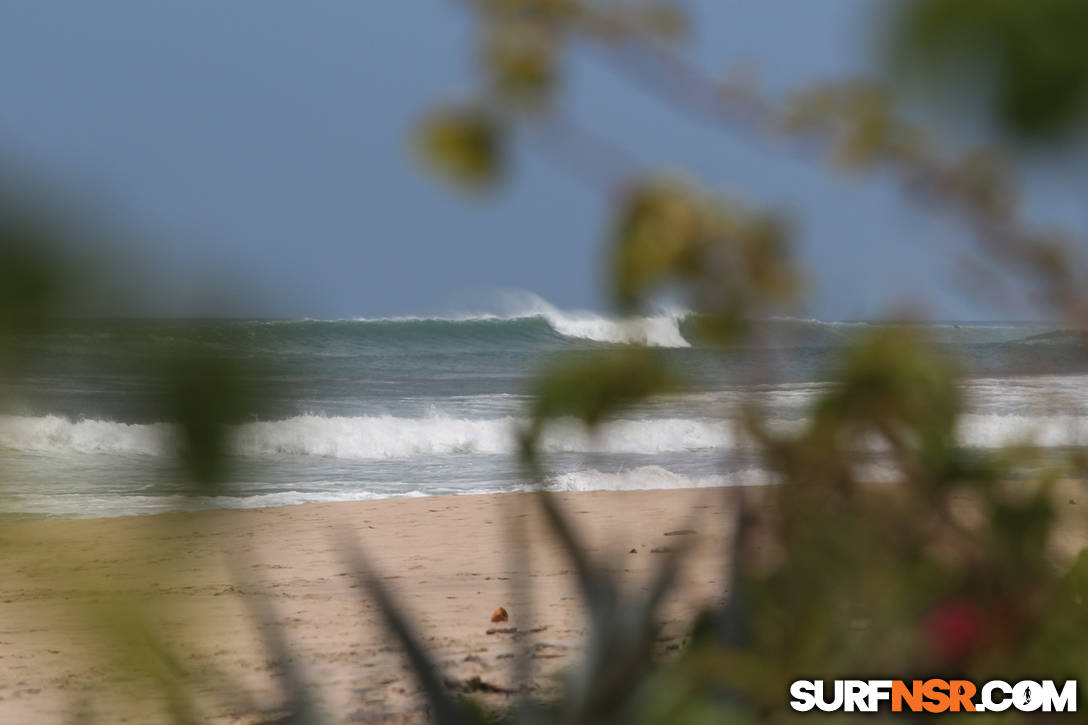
[5,410,1088,462]
[0,415,171,456]
[350,292,691,347]
[0,413,729,459]
[501,293,690,347]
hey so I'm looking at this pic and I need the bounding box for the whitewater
[0,298,1085,519]
[4,410,1088,460]
[350,292,693,348]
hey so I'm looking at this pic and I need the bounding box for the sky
[2,1,1086,321]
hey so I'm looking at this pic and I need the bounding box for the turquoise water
[0,304,1085,519]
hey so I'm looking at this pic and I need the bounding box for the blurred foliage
[5,0,1088,723]
[482,21,560,110]
[783,82,925,170]
[407,1,1088,723]
[0,238,65,337]
[896,0,1088,137]
[611,179,797,333]
[0,209,72,361]
[159,348,257,490]
[418,105,507,189]
[527,347,674,430]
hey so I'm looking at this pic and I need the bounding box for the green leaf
[611,180,710,311]
[483,22,559,110]
[897,0,1088,137]
[0,217,70,337]
[160,346,255,491]
[610,179,796,338]
[814,327,962,479]
[529,348,675,431]
[417,105,506,189]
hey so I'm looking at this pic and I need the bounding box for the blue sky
[2,1,1085,320]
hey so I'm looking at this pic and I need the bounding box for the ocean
[1,297,1085,520]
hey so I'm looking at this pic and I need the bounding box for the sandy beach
[0,488,739,723]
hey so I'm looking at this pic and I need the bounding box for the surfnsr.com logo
[789,679,1077,713]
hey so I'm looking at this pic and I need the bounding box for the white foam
[236,414,733,457]
[547,465,768,491]
[4,488,430,519]
[0,413,730,459]
[957,413,1088,448]
[498,291,691,348]
[0,461,918,518]
[0,414,170,455]
[234,414,512,458]
[546,462,904,491]
[4,409,1087,463]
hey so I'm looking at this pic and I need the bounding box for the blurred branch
[527,113,638,192]
[599,40,1088,323]
[441,0,1088,326]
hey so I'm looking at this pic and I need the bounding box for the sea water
[0,296,1085,519]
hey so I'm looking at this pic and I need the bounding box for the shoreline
[0,488,739,723]
[0,479,762,524]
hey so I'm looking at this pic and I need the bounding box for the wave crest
[353,292,692,348]
[510,294,690,347]
[0,413,728,459]
[0,415,170,455]
[4,411,1088,461]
